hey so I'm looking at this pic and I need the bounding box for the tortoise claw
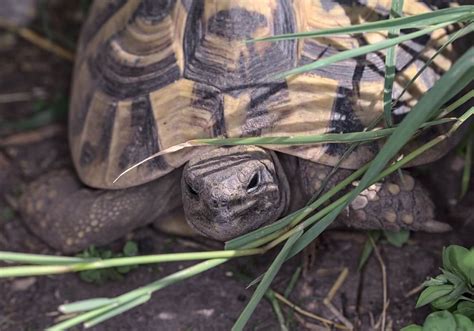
[419,219,452,233]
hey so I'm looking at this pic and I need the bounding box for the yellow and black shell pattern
[70,0,455,189]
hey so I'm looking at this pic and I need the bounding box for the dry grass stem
[404,283,425,298]
[273,292,348,330]
[0,19,74,61]
[322,267,353,330]
[326,267,349,302]
[369,236,388,331]
[0,124,64,147]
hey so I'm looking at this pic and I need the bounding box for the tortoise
[20,0,461,253]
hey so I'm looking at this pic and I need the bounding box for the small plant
[402,245,474,330]
[77,241,139,284]
[401,310,473,331]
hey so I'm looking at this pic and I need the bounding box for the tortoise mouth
[181,145,290,241]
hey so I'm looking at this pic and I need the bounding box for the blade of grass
[460,132,473,198]
[284,266,302,298]
[248,6,473,43]
[0,249,261,278]
[383,0,404,127]
[275,21,461,79]
[84,293,151,328]
[0,251,93,265]
[357,231,382,271]
[437,90,474,119]
[114,112,456,184]
[394,23,474,106]
[232,231,302,331]
[59,298,116,314]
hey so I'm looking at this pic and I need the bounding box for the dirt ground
[0,2,473,330]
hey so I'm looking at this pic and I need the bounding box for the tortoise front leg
[297,160,451,232]
[20,169,183,253]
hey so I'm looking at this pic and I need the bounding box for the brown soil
[0,2,473,330]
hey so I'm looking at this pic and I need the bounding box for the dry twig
[0,19,74,61]
[369,236,389,331]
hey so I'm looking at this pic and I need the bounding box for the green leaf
[384,230,410,247]
[431,289,463,310]
[443,246,470,283]
[401,325,423,331]
[456,301,474,320]
[454,313,473,331]
[80,270,102,284]
[460,249,474,286]
[441,269,466,287]
[416,284,454,308]
[422,311,456,331]
[423,274,449,287]
[123,241,138,257]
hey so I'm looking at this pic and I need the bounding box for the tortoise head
[182,146,289,241]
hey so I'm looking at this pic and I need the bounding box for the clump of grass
[0,4,473,330]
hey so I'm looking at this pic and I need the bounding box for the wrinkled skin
[20,145,449,253]
[182,146,289,241]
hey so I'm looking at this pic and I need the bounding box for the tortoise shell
[70,0,455,189]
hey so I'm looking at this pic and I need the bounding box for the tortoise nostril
[209,197,227,209]
[247,171,260,193]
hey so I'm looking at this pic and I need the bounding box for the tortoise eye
[247,171,260,193]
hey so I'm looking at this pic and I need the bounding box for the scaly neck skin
[181,145,290,241]
[276,152,308,213]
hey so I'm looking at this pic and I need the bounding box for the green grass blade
[84,293,151,328]
[194,118,454,147]
[437,90,474,119]
[232,231,302,331]
[59,298,116,314]
[47,302,119,331]
[248,6,473,43]
[0,249,261,278]
[383,0,404,127]
[286,202,346,258]
[357,231,382,271]
[460,132,473,198]
[284,266,302,298]
[225,211,299,249]
[116,114,456,183]
[394,23,474,106]
[0,251,93,265]
[275,21,457,78]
